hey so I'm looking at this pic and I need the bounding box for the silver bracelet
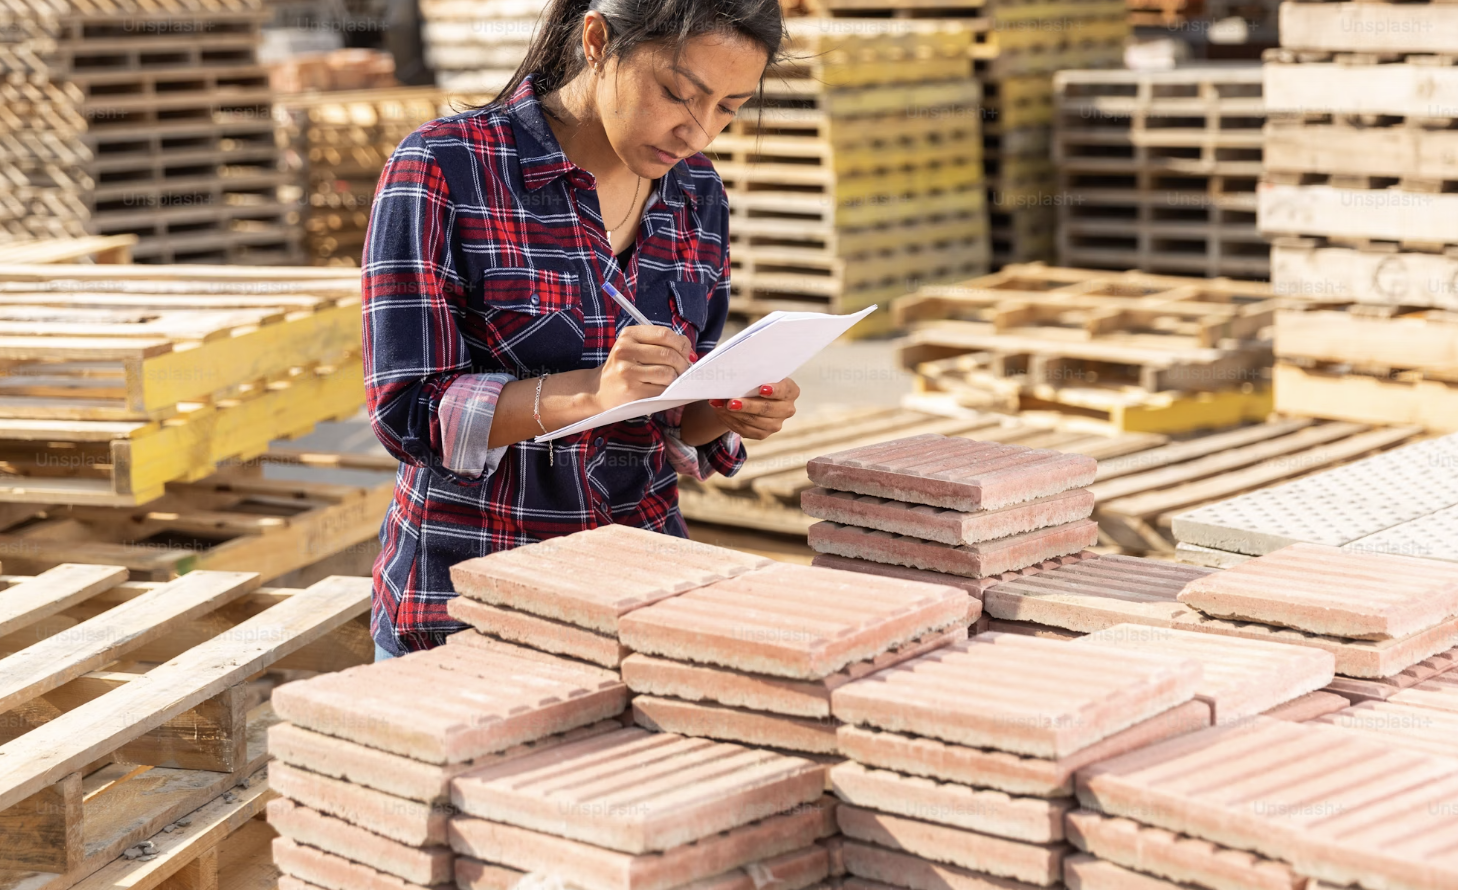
[533,372,553,466]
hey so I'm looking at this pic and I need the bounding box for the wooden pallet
[1270,238,1458,310]
[0,266,361,421]
[1279,0,1458,55]
[1264,56,1458,119]
[1276,307,1458,381]
[1088,417,1423,551]
[0,236,136,264]
[990,205,1057,267]
[677,404,1162,535]
[0,563,370,890]
[1260,182,1458,249]
[0,450,394,582]
[782,0,988,16]
[776,18,976,87]
[1275,362,1458,434]
[0,359,365,506]
[1266,119,1458,184]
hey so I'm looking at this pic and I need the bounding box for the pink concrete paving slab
[811,552,1008,598]
[266,797,453,886]
[448,727,824,854]
[836,700,1211,798]
[1073,623,1336,724]
[1390,672,1458,712]
[824,837,846,876]
[1063,855,1194,890]
[445,627,625,677]
[267,719,620,805]
[620,628,966,719]
[269,644,628,763]
[631,695,840,755]
[983,619,1083,641]
[270,761,451,846]
[618,562,970,680]
[453,846,831,890]
[840,841,1047,890]
[830,632,1202,759]
[807,435,1098,512]
[274,837,436,890]
[1065,811,1302,890]
[801,487,1095,546]
[448,524,772,633]
[1176,543,1458,641]
[809,519,1099,580]
[837,804,1064,886]
[447,595,630,667]
[1074,716,1458,866]
[1311,700,1458,758]
[1262,691,1352,723]
[1173,611,1458,679]
[829,762,1067,843]
[447,798,835,890]
[1326,652,1451,703]
[983,556,1213,632]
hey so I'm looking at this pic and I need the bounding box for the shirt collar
[507,75,700,209]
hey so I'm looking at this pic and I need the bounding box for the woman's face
[593,31,769,178]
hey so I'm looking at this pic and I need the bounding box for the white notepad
[535,305,877,442]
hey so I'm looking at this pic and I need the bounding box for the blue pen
[602,281,660,327]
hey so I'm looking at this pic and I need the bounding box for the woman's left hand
[708,378,800,440]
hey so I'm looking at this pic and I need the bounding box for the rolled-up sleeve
[653,190,748,481]
[361,133,512,485]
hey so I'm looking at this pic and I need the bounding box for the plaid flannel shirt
[362,77,746,656]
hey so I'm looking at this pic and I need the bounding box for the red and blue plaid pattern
[362,77,745,656]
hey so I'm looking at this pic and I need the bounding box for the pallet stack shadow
[0,263,366,510]
[801,434,1103,616]
[1054,65,1269,279]
[419,0,547,93]
[1261,0,1458,432]
[278,87,453,266]
[708,18,987,325]
[0,567,372,887]
[893,263,1285,434]
[0,0,300,263]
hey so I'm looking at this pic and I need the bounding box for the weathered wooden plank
[0,576,370,813]
[1094,419,1313,482]
[1271,242,1458,310]
[1265,62,1458,117]
[1266,122,1458,182]
[1275,363,1458,432]
[0,772,81,872]
[1280,2,1458,54]
[0,564,127,639]
[1260,184,1458,243]
[1275,309,1458,375]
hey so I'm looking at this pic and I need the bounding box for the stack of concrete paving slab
[1075,716,1458,889]
[801,434,1101,626]
[265,645,630,890]
[825,632,1210,890]
[1309,671,1458,760]
[620,562,973,758]
[1173,432,1458,566]
[447,525,773,671]
[449,727,840,889]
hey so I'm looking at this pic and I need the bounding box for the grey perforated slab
[1172,434,1458,557]
[1347,504,1458,564]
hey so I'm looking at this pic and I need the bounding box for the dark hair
[495,0,785,104]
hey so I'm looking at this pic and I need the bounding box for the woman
[361,0,800,659]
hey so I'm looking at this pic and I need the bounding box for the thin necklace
[606,175,642,241]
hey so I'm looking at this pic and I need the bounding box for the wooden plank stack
[712,18,988,324]
[0,0,301,264]
[1054,65,1269,279]
[0,263,365,506]
[1262,0,1458,432]
[278,87,454,267]
[892,263,1286,433]
[0,567,373,889]
[0,234,136,264]
[418,0,546,93]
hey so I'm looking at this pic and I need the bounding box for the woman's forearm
[487,370,603,449]
[679,400,730,447]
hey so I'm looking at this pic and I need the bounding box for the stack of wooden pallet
[0,263,366,507]
[0,234,137,264]
[1054,65,1269,279]
[1263,0,1458,432]
[0,0,301,264]
[278,87,452,266]
[0,565,372,887]
[1125,0,1280,57]
[419,0,546,92]
[712,19,988,325]
[893,263,1289,433]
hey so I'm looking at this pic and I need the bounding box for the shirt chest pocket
[465,268,587,375]
[633,279,710,343]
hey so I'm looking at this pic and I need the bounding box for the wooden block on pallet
[0,771,82,872]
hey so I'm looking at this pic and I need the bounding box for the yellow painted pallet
[777,18,976,87]
[730,212,990,262]
[982,74,1055,127]
[733,226,992,295]
[724,170,985,231]
[0,270,363,421]
[0,358,366,506]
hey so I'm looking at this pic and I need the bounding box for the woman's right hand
[590,325,697,410]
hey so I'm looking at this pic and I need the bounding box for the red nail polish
[759,384,774,396]
[729,399,743,411]
[690,352,699,362]
[709,399,725,408]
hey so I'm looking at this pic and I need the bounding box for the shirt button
[529,293,540,306]
[594,436,605,448]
